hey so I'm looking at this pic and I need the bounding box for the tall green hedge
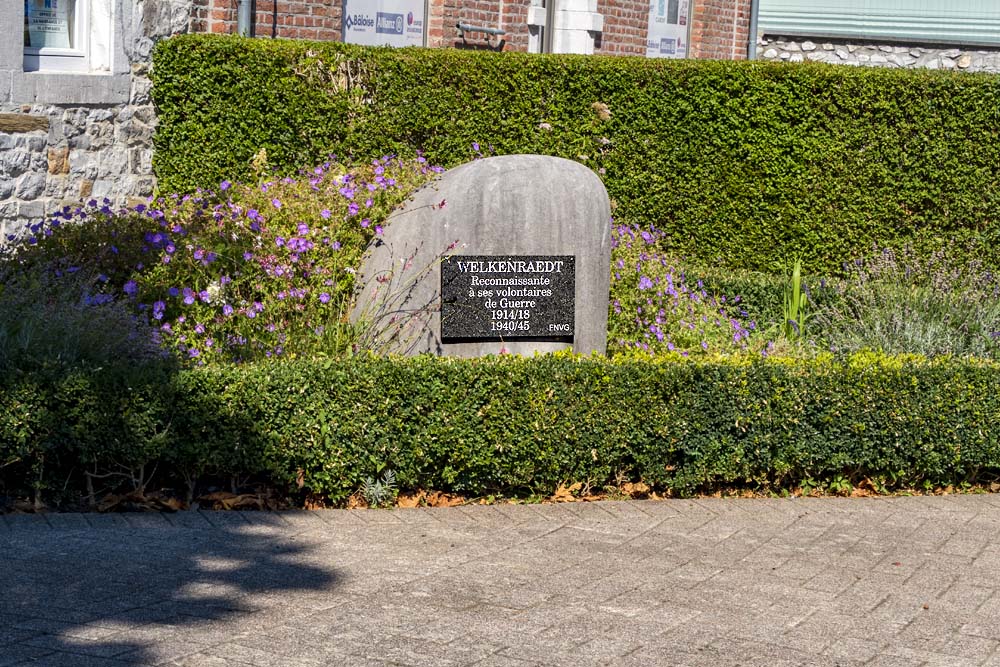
[152,35,1000,274]
[3,354,999,505]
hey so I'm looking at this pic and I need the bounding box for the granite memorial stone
[352,154,610,357]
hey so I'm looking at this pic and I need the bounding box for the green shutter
[759,0,1000,46]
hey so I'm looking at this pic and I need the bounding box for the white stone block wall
[758,35,1000,73]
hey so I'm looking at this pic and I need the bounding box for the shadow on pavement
[0,514,341,665]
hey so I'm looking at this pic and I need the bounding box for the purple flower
[638,276,654,290]
[271,198,282,209]
[243,251,253,261]
[193,248,204,260]
[123,280,138,297]
[319,292,331,304]
[199,291,211,303]
[321,209,331,219]
[472,142,481,152]
[168,287,180,297]
[152,301,166,320]
[223,304,234,316]
[182,288,195,305]
[220,180,231,191]
[297,223,309,235]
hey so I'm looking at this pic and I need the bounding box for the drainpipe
[543,0,556,53]
[747,0,760,59]
[237,0,257,37]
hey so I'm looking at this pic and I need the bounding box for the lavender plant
[815,245,1000,359]
[0,264,162,371]
[4,155,443,364]
[608,222,758,357]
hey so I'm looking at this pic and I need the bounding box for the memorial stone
[352,154,610,357]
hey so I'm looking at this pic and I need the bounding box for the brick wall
[430,0,530,52]
[595,0,648,56]
[689,0,750,60]
[193,0,341,40]
[188,0,750,61]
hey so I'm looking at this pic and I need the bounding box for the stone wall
[758,35,1000,73]
[0,0,193,241]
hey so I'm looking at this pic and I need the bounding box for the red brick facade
[192,0,342,40]
[191,1,750,60]
[595,0,649,56]
[689,0,751,60]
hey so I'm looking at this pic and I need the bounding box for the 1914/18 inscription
[441,255,575,341]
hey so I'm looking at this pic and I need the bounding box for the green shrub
[153,35,1000,275]
[3,353,1000,506]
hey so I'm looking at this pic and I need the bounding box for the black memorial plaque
[441,255,575,342]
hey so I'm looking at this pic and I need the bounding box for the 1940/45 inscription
[440,256,575,341]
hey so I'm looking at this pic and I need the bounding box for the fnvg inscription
[441,255,575,341]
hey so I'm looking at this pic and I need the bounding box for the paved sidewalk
[3,496,1000,666]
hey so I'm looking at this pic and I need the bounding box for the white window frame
[23,0,114,74]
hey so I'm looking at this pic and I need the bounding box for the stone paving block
[161,511,214,530]
[43,513,92,530]
[22,633,135,658]
[163,654,250,667]
[820,636,884,664]
[198,511,250,529]
[82,513,131,529]
[120,513,171,529]
[0,642,55,666]
[204,642,327,667]
[469,654,548,667]
[8,652,135,667]
[3,514,50,531]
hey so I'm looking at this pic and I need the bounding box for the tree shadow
[0,512,341,665]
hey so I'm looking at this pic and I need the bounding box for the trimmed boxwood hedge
[3,353,999,506]
[152,35,1000,275]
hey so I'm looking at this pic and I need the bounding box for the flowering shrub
[815,245,1000,359]
[608,222,758,357]
[4,156,443,364]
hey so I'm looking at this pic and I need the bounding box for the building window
[23,0,113,73]
[758,0,1000,47]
